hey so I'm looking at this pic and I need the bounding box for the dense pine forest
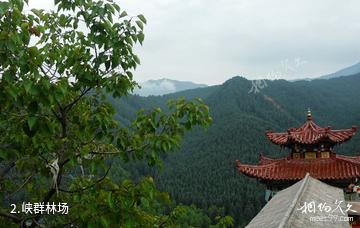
[110,74,360,227]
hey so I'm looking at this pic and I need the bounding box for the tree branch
[64,87,92,112]
[9,174,33,197]
[89,143,148,156]
[59,163,112,194]
[39,65,49,78]
[0,209,21,223]
[28,158,70,228]
[41,158,70,202]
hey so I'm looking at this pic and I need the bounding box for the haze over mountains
[110,64,360,227]
[133,78,207,96]
[134,62,360,97]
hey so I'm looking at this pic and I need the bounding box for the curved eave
[236,155,360,181]
[265,126,357,146]
[265,132,289,146]
[236,159,293,181]
[327,127,357,143]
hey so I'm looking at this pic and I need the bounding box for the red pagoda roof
[266,111,357,146]
[236,154,360,181]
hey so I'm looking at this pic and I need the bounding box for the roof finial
[307,108,312,120]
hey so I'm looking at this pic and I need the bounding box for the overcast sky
[27,0,360,85]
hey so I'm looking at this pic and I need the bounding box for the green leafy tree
[162,204,233,228]
[0,0,233,227]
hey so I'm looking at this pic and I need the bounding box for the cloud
[142,79,176,92]
[119,0,360,84]
[27,0,360,84]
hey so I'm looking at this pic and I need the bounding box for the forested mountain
[110,74,360,227]
[133,78,208,96]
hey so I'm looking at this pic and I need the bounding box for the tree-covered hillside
[111,74,360,227]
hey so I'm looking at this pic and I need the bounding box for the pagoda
[236,110,359,195]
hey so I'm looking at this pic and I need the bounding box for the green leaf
[136,21,144,30]
[0,151,8,160]
[112,55,120,68]
[126,71,133,79]
[141,197,150,208]
[119,11,127,18]
[27,117,37,130]
[133,55,140,64]
[31,9,43,17]
[0,2,10,17]
[59,14,66,26]
[137,32,144,44]
[137,14,147,24]
[23,80,32,93]
[113,4,120,12]
[100,216,110,228]
[107,192,114,209]
[6,86,18,100]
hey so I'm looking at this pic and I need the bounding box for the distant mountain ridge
[133,78,207,96]
[316,62,360,80]
[288,62,360,82]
